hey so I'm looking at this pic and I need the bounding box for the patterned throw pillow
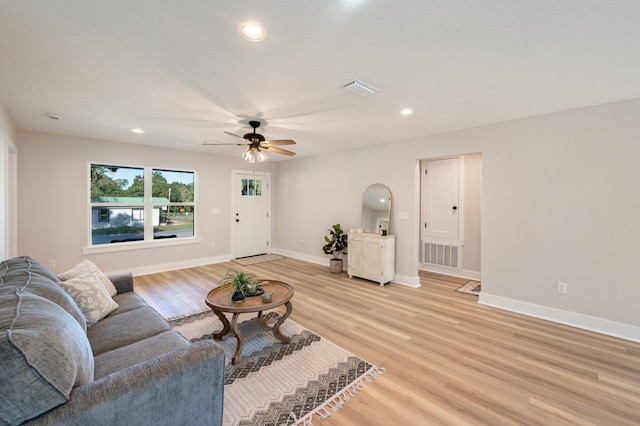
[58,259,118,297]
[58,272,119,326]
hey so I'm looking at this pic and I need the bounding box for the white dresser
[347,233,395,286]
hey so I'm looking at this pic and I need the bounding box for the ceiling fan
[202,120,296,163]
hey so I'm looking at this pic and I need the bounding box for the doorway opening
[419,153,482,282]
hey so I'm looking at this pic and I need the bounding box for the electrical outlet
[557,281,568,294]
[300,240,304,245]
[48,260,56,268]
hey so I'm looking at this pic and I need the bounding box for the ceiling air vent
[343,80,378,97]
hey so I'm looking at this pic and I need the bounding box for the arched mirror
[360,184,392,234]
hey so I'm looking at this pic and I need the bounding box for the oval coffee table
[205,279,294,365]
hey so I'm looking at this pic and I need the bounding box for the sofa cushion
[58,259,118,297]
[0,291,94,426]
[88,307,171,355]
[58,272,119,326]
[93,330,189,379]
[110,291,149,315]
[0,256,86,331]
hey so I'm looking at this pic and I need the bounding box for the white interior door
[232,171,270,258]
[423,157,460,241]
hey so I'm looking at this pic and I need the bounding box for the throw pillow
[58,259,118,297]
[0,291,94,425]
[58,272,119,326]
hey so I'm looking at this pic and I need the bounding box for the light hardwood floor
[134,257,640,425]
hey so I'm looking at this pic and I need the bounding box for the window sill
[82,236,202,255]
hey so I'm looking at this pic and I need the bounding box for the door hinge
[425,169,428,175]
[267,241,269,246]
[424,222,427,228]
[266,212,269,218]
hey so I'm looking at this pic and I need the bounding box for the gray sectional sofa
[0,256,225,426]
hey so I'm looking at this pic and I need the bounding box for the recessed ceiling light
[400,108,413,116]
[237,21,269,42]
[130,128,145,134]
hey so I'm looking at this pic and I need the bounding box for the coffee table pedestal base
[211,301,293,365]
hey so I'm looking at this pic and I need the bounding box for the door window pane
[241,179,262,196]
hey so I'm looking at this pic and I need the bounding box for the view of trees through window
[90,165,195,245]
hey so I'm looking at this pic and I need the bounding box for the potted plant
[322,223,348,273]
[219,269,259,303]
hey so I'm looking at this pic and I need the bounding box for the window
[131,208,144,221]
[241,178,262,196]
[98,208,110,222]
[89,164,196,246]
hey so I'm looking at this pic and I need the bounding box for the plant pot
[329,259,343,274]
[231,290,245,304]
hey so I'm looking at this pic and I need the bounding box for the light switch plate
[399,211,409,220]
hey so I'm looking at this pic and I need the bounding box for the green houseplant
[322,223,348,273]
[219,269,259,303]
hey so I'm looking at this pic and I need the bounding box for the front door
[232,171,270,258]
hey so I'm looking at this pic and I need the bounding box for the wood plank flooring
[134,257,640,425]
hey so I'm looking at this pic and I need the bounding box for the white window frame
[83,163,200,255]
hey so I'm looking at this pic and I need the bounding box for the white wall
[462,153,482,274]
[276,98,640,339]
[17,130,276,274]
[0,101,17,260]
[15,98,640,340]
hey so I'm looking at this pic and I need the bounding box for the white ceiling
[1,1,640,161]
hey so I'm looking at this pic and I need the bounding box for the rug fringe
[166,307,211,322]
[295,365,385,425]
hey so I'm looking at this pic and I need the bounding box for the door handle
[452,206,458,210]
[235,219,240,222]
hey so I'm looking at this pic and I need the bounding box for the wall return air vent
[343,80,378,97]
[423,241,461,269]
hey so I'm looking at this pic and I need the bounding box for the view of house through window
[90,164,195,245]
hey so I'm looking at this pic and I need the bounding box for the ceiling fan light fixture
[256,149,268,162]
[242,147,256,162]
[237,21,268,42]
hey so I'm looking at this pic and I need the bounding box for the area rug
[233,253,286,266]
[168,309,383,426]
[456,280,481,296]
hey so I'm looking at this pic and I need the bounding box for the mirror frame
[359,183,392,234]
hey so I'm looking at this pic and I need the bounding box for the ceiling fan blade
[202,141,247,146]
[264,139,296,146]
[264,146,296,156]
[224,131,250,142]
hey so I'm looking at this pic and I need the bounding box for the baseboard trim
[275,249,420,288]
[393,274,421,288]
[273,248,332,267]
[420,263,481,281]
[479,293,640,343]
[107,255,231,277]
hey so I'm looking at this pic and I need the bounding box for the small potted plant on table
[219,269,259,303]
[322,223,348,273]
